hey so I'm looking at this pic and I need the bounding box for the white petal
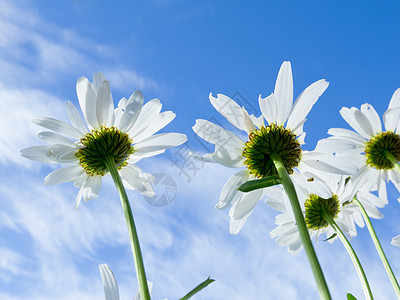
[44,166,85,185]
[128,149,166,163]
[340,107,373,139]
[118,90,144,133]
[209,93,247,131]
[301,151,358,175]
[216,170,249,209]
[192,119,244,150]
[274,61,293,125]
[133,111,175,144]
[120,165,154,196]
[32,117,83,140]
[360,103,381,134]
[259,93,278,125]
[21,145,60,163]
[231,188,264,220]
[242,107,256,133]
[128,99,162,137]
[327,128,366,146]
[388,88,400,109]
[96,80,114,126]
[93,73,107,92]
[83,175,102,201]
[66,101,89,134]
[287,79,329,131]
[134,133,187,154]
[211,145,244,168]
[383,107,400,132]
[99,264,120,300]
[37,131,77,147]
[391,235,400,247]
[21,145,76,163]
[76,76,99,129]
[316,138,358,153]
[377,172,388,203]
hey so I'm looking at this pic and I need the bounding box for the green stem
[270,153,331,300]
[105,156,151,300]
[323,212,373,300]
[353,197,400,298]
[385,151,400,175]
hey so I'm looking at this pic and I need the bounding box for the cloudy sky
[1,0,400,299]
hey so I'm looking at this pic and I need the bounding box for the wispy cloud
[0,0,158,92]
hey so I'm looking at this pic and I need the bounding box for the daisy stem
[353,196,400,298]
[322,211,373,300]
[105,156,151,300]
[271,153,331,300]
[385,151,400,175]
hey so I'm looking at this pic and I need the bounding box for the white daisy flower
[22,73,187,207]
[192,61,355,234]
[316,88,400,202]
[267,171,384,254]
[392,235,400,247]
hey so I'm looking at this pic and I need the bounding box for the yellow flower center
[75,127,134,176]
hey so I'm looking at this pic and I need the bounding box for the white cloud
[0,0,158,92]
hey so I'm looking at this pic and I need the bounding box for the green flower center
[365,131,400,170]
[76,127,134,176]
[242,124,301,178]
[305,194,340,230]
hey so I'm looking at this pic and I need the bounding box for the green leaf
[347,293,357,300]
[178,277,215,300]
[323,233,337,242]
[238,176,281,192]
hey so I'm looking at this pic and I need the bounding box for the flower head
[22,73,187,207]
[192,61,342,234]
[266,170,385,254]
[316,88,400,202]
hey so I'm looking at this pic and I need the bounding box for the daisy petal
[216,170,249,209]
[120,165,154,197]
[81,176,101,202]
[327,128,366,146]
[133,111,175,144]
[211,145,244,168]
[76,76,99,129]
[192,119,244,150]
[66,101,89,134]
[93,73,107,92]
[388,88,400,110]
[37,131,77,147]
[134,133,187,154]
[33,117,84,140]
[209,93,247,131]
[99,264,120,300]
[44,166,85,185]
[128,99,162,137]
[287,79,329,131]
[21,145,76,163]
[259,93,278,125]
[391,235,400,247]
[316,138,358,153]
[96,80,114,127]
[383,107,400,132]
[340,107,373,139]
[361,103,381,134]
[119,90,144,133]
[274,61,293,125]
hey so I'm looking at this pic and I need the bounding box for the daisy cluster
[193,61,400,252]
[22,64,400,298]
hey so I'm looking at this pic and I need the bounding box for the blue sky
[1,0,400,299]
